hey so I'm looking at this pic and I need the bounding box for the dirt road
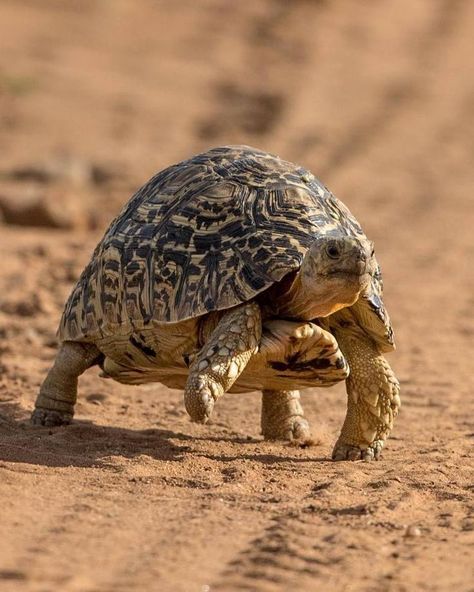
[1,1,473,590]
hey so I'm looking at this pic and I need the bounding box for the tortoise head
[274,235,375,320]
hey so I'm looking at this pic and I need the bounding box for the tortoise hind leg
[261,390,313,446]
[245,319,348,447]
[32,342,102,426]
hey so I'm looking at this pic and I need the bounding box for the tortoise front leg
[261,390,312,446]
[332,328,401,461]
[184,302,261,422]
[32,341,102,426]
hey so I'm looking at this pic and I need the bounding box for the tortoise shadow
[0,401,330,469]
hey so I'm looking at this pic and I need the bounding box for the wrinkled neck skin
[269,235,374,321]
[271,271,367,320]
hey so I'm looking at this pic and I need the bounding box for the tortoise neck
[262,268,361,321]
[271,272,323,320]
[262,272,317,320]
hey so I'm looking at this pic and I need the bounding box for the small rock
[0,291,53,317]
[86,393,107,405]
[462,519,474,531]
[6,155,92,185]
[404,525,422,538]
[0,569,27,581]
[5,156,128,187]
[24,327,42,346]
[0,188,87,229]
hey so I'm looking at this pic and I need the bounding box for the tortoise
[32,145,400,460]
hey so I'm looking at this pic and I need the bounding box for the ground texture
[0,1,473,591]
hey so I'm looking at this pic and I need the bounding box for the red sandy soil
[0,1,473,591]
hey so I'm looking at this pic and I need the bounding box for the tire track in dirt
[210,457,474,592]
[212,500,404,592]
[213,500,474,592]
[197,0,327,144]
[213,511,331,591]
[320,0,469,178]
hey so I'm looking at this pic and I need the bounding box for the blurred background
[1,0,472,228]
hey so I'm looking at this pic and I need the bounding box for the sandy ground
[0,1,473,591]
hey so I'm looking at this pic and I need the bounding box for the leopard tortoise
[32,145,400,461]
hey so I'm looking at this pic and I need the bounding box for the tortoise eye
[325,242,342,259]
[327,246,340,259]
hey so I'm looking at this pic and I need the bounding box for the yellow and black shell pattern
[59,145,393,349]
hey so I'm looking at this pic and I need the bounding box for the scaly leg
[32,341,102,426]
[261,390,312,446]
[239,319,348,391]
[253,319,348,446]
[332,328,401,461]
[184,303,261,423]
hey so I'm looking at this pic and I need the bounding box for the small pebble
[404,525,422,538]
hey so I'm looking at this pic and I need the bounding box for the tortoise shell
[59,145,394,351]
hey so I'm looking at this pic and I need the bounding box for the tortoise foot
[184,377,217,424]
[286,416,314,448]
[332,439,384,461]
[31,408,72,427]
[261,390,313,447]
[263,416,314,447]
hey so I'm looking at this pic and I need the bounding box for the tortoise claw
[31,408,72,427]
[332,439,384,461]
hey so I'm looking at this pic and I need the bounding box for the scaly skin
[261,390,313,446]
[32,342,102,426]
[239,319,348,392]
[183,303,262,422]
[331,326,400,461]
